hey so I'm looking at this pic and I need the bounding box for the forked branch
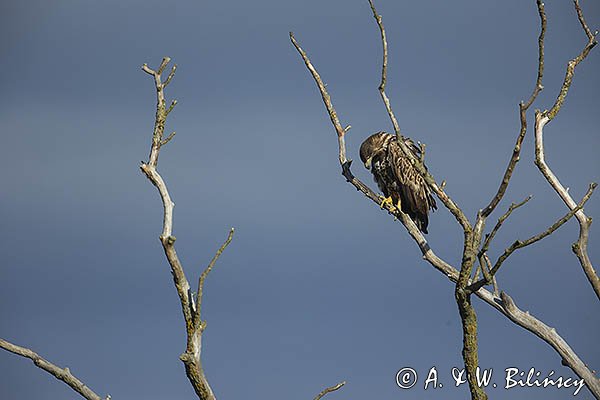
[532,0,599,300]
[480,195,532,258]
[492,184,595,274]
[140,57,229,400]
[469,184,595,293]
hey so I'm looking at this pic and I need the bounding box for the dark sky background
[1,1,598,399]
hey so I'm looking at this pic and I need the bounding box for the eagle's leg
[379,195,395,210]
[393,197,402,221]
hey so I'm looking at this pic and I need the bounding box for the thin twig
[480,195,532,257]
[368,0,398,134]
[163,64,177,88]
[194,228,235,328]
[524,0,547,110]
[473,261,482,282]
[157,57,170,75]
[161,131,177,146]
[313,381,346,400]
[478,254,492,286]
[167,100,178,116]
[478,0,545,222]
[473,254,500,296]
[484,254,499,297]
[544,3,596,121]
[574,0,595,40]
[0,339,107,400]
[289,32,348,168]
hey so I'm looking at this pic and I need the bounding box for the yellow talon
[379,195,394,210]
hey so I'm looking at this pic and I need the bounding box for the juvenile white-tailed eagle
[359,132,437,233]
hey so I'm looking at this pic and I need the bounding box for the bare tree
[290,1,598,399]
[0,57,345,400]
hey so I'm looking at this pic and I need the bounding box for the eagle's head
[359,132,389,170]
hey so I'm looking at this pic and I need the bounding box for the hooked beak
[364,157,372,170]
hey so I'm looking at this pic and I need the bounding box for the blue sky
[1,1,598,399]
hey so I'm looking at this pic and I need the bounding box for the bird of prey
[359,131,437,233]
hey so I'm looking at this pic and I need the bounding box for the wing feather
[386,138,436,231]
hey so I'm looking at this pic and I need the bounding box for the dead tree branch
[574,0,595,40]
[483,254,498,297]
[0,338,108,400]
[492,184,595,275]
[313,381,346,400]
[535,112,599,300]
[472,1,547,292]
[469,184,595,293]
[140,57,231,400]
[194,228,235,329]
[478,0,546,221]
[545,0,596,122]
[500,292,600,396]
[480,196,532,259]
[471,196,531,293]
[532,0,599,299]
[472,196,531,292]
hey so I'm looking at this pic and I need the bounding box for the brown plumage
[359,132,437,233]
